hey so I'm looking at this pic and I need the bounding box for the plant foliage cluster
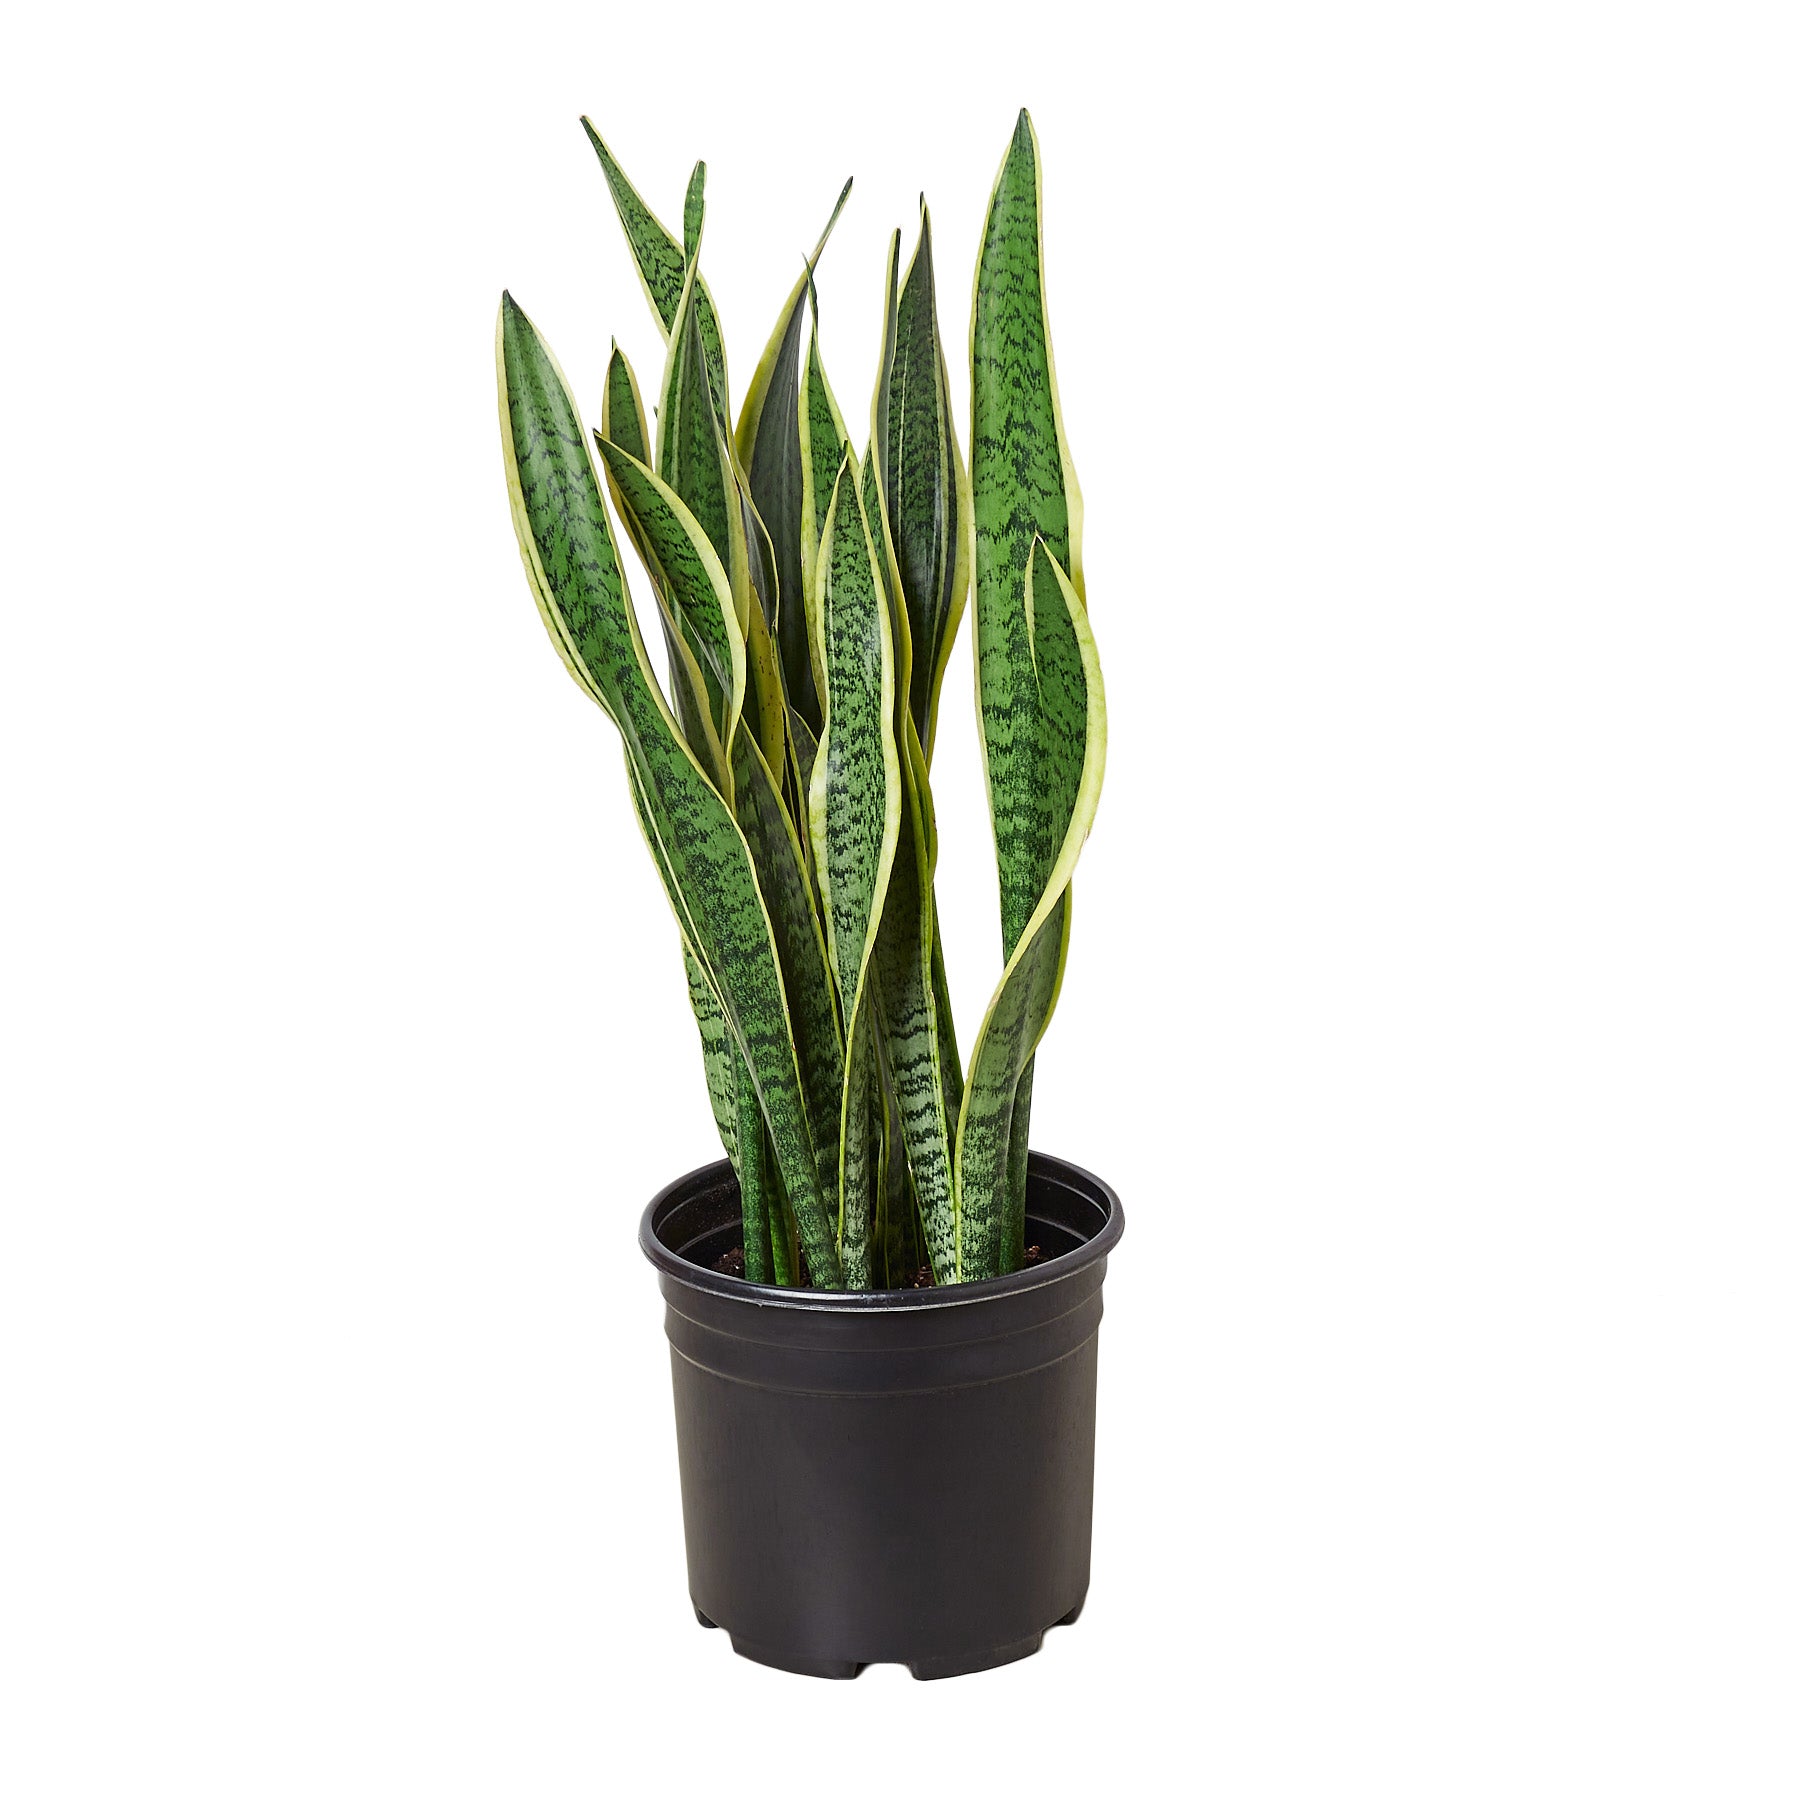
[498,110,1104,1290]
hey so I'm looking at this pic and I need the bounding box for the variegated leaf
[874,202,970,758]
[953,542,1104,1278]
[580,119,729,410]
[807,452,901,1287]
[592,431,743,757]
[498,293,843,1286]
[735,178,853,733]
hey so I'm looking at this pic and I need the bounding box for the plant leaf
[601,341,651,464]
[593,431,744,757]
[807,452,902,1286]
[961,109,1091,1271]
[796,305,852,710]
[876,201,971,759]
[680,940,776,1280]
[581,119,730,412]
[953,542,1105,1278]
[868,720,960,1280]
[735,178,853,734]
[859,408,961,1280]
[730,729,846,1209]
[682,160,705,263]
[499,292,843,1286]
[969,108,1086,958]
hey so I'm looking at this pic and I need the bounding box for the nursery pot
[638,1151,1124,1679]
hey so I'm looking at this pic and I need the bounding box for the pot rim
[639,1149,1123,1315]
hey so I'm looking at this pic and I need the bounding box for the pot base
[706,1595,1087,1680]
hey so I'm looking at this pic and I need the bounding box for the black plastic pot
[638,1150,1124,1679]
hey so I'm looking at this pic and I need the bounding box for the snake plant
[498,109,1105,1290]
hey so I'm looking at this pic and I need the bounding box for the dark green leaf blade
[593,432,744,754]
[969,108,1086,959]
[735,179,853,736]
[807,453,902,1286]
[601,341,651,464]
[581,119,729,410]
[730,729,846,1209]
[952,541,1105,1279]
[499,292,843,1286]
[876,202,971,758]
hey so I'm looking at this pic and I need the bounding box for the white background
[3,2,1796,1793]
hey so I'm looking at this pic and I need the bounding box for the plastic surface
[639,1152,1124,1679]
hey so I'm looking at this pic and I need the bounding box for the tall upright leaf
[581,119,729,411]
[498,293,843,1287]
[600,383,847,1239]
[795,305,852,698]
[729,729,846,1209]
[858,412,962,1281]
[681,161,705,262]
[954,544,1104,1277]
[656,258,786,775]
[969,108,1086,954]
[874,202,971,759]
[807,454,902,1287]
[592,431,743,754]
[735,178,854,734]
[962,109,1092,1268]
[601,340,651,464]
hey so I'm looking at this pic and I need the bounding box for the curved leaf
[581,118,730,412]
[807,453,902,1286]
[969,107,1086,957]
[796,307,852,706]
[735,177,854,733]
[498,292,843,1286]
[730,729,846,1208]
[593,432,744,756]
[953,542,1104,1278]
[875,202,971,759]
[601,341,651,465]
[681,160,705,263]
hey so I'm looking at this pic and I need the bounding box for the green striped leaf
[592,432,743,758]
[580,119,729,411]
[656,258,786,775]
[807,453,902,1287]
[656,259,739,584]
[601,341,650,464]
[873,202,970,759]
[682,161,705,263]
[680,940,774,1281]
[795,302,852,677]
[874,1043,921,1286]
[859,406,961,1280]
[953,542,1105,1278]
[603,367,839,1275]
[498,292,843,1287]
[730,729,846,1209]
[735,178,853,735]
[962,109,1091,1271]
[684,941,741,1167]
[955,893,1069,1281]
[785,705,822,880]
[970,108,1087,958]
[868,721,960,1280]
[861,438,910,702]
